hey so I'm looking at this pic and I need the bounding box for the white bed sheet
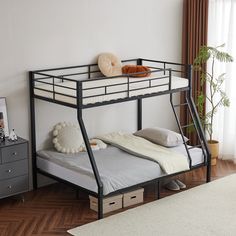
[37,145,204,195]
[34,74,188,105]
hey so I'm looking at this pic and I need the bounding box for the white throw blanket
[97,132,190,174]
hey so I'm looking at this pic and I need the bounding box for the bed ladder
[170,93,210,176]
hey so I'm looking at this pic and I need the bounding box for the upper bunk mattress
[34,74,189,105]
[37,144,204,195]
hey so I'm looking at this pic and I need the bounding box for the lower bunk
[36,142,206,214]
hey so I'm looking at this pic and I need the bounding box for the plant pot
[207,140,219,166]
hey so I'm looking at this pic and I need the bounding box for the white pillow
[134,127,188,147]
[52,122,83,154]
[98,53,122,77]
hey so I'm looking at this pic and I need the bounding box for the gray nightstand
[0,137,29,199]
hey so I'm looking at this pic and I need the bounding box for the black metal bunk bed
[29,58,211,220]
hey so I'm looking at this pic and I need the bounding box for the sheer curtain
[208,0,236,162]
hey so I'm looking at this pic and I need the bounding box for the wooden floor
[0,160,236,236]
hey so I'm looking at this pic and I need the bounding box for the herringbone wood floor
[0,160,236,236]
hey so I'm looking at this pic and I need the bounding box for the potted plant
[194,44,233,165]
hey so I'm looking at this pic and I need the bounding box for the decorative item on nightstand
[0,127,5,142]
[8,129,18,141]
[0,97,9,137]
[0,137,29,199]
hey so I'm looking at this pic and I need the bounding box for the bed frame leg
[156,181,160,199]
[29,71,38,190]
[98,193,103,219]
[206,161,211,183]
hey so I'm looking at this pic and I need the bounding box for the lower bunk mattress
[37,145,204,195]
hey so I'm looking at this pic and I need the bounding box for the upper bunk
[29,58,192,109]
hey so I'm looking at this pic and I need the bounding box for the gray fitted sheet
[37,145,204,195]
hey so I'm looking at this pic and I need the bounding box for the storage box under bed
[89,188,144,214]
[89,194,123,214]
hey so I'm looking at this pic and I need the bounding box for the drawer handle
[109,202,115,205]
[8,185,12,189]
[131,196,137,199]
[6,169,12,173]
[12,152,18,156]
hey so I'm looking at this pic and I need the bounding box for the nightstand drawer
[1,143,28,163]
[0,175,28,198]
[0,159,28,181]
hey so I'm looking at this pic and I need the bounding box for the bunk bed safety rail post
[88,65,91,79]
[186,64,211,182]
[127,76,130,98]
[168,68,172,91]
[76,81,104,219]
[137,58,143,131]
[52,77,55,100]
[137,58,142,66]
[29,71,38,189]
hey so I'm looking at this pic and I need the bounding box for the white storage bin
[89,194,123,214]
[123,188,144,207]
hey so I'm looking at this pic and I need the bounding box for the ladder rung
[173,103,188,108]
[188,144,202,150]
[181,124,194,129]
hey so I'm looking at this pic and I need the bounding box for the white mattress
[37,145,204,195]
[34,74,188,105]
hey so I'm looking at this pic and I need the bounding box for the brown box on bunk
[89,194,123,214]
[123,188,144,208]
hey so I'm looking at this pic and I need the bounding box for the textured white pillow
[134,127,188,147]
[98,53,122,77]
[52,122,83,154]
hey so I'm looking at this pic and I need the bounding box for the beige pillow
[134,127,188,147]
[98,53,122,77]
[52,122,83,154]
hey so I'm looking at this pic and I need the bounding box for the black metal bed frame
[29,58,211,220]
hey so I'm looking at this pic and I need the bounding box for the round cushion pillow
[52,122,83,154]
[122,65,151,77]
[98,53,122,77]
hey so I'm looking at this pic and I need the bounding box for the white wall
[0,0,183,187]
